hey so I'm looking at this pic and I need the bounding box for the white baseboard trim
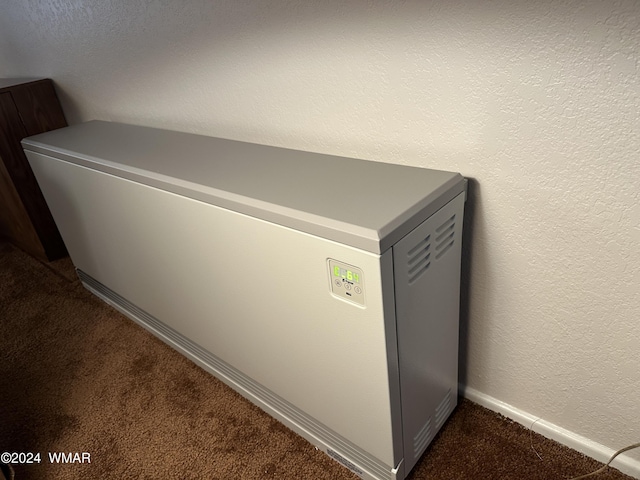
[461,386,640,479]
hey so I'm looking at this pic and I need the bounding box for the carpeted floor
[0,240,634,480]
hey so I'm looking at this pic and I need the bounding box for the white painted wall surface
[1,0,638,474]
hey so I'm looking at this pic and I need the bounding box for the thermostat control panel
[328,259,365,307]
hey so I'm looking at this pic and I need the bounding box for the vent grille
[407,235,431,284]
[327,449,364,476]
[435,215,456,260]
[435,389,452,430]
[413,418,433,459]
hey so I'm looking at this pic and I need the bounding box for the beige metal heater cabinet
[22,121,466,480]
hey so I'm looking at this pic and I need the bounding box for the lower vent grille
[435,389,452,430]
[413,418,433,459]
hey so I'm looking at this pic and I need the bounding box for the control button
[354,286,362,294]
[334,279,342,287]
[344,283,351,290]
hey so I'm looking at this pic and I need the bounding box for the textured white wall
[1,0,638,467]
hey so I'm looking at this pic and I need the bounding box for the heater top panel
[22,121,464,254]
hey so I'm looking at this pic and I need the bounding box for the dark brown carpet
[0,240,634,480]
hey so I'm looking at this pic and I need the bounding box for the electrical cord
[566,442,640,480]
[528,418,639,478]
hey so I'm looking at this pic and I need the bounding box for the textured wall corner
[0,0,638,465]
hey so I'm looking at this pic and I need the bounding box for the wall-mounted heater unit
[23,121,466,480]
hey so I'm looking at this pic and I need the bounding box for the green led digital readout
[333,265,360,283]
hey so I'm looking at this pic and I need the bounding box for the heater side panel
[393,192,465,474]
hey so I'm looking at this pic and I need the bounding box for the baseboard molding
[461,386,640,479]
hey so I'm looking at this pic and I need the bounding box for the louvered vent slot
[435,215,456,260]
[407,235,430,285]
[413,417,433,459]
[434,389,452,430]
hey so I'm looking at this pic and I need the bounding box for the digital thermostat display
[328,259,365,307]
[333,266,361,284]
